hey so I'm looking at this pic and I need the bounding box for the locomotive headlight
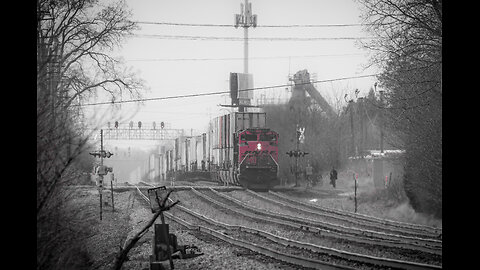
[257,143,262,150]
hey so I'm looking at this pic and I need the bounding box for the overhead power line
[80,73,380,107]
[133,21,373,28]
[132,34,376,41]
[126,53,366,62]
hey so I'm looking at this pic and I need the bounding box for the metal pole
[244,30,248,73]
[243,0,249,113]
[243,0,250,74]
[110,176,115,211]
[295,125,299,187]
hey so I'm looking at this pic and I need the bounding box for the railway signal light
[296,126,306,144]
[89,150,114,158]
[115,121,118,128]
[138,121,142,129]
[161,121,164,129]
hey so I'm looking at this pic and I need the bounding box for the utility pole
[375,82,384,154]
[235,0,257,74]
[235,0,257,112]
[349,100,355,157]
[286,125,307,187]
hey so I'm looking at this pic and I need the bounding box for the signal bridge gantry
[87,122,185,141]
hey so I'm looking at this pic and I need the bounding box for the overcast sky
[86,0,379,145]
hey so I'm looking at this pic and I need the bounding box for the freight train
[160,112,280,190]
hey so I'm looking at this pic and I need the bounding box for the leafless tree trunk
[356,0,442,217]
[37,0,144,268]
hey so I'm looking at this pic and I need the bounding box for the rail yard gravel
[79,183,442,269]
[81,186,313,269]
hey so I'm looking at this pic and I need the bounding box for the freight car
[161,112,280,190]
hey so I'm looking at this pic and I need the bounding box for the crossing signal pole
[88,129,115,220]
[286,125,308,187]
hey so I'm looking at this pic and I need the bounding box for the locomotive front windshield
[241,133,258,141]
[259,134,277,141]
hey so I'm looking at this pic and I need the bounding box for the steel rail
[191,188,441,256]
[135,185,441,270]
[246,189,440,240]
[134,182,243,191]
[208,188,442,252]
[269,190,442,235]
[134,185,353,269]
[173,202,441,270]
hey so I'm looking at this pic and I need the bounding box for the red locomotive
[235,128,279,189]
[162,112,280,190]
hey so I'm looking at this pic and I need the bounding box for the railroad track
[138,186,441,269]
[241,189,441,241]
[269,190,442,237]
[188,187,441,266]
[134,185,352,269]
[199,188,442,256]
[134,185,441,270]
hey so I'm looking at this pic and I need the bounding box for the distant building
[348,150,405,189]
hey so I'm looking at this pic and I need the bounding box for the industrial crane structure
[289,69,336,118]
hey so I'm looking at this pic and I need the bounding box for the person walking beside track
[329,167,337,188]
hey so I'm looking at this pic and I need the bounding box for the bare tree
[356,0,442,217]
[37,0,144,268]
[37,0,143,214]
